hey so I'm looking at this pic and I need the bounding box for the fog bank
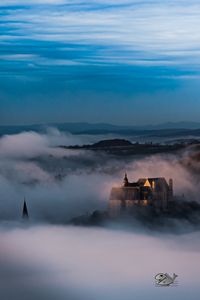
[0,129,199,223]
[0,225,200,300]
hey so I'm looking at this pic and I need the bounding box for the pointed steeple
[22,199,29,220]
[123,173,129,187]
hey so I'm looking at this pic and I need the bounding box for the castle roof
[110,177,170,201]
[127,177,169,188]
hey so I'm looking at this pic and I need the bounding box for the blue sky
[0,0,200,125]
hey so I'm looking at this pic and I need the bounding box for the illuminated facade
[109,174,173,216]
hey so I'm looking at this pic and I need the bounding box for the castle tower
[22,199,29,220]
[123,173,129,187]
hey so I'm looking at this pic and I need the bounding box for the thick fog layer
[0,130,200,299]
[0,129,200,222]
[0,225,200,300]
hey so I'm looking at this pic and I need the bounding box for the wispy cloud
[0,0,200,75]
[0,54,38,61]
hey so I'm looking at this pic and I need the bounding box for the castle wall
[109,200,121,217]
[109,177,173,216]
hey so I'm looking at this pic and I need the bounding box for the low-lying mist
[0,128,199,224]
[0,225,200,300]
[0,130,200,299]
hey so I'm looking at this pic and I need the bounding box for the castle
[109,174,173,216]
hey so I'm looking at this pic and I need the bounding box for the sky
[1,0,200,125]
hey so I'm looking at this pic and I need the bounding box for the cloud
[0,0,66,5]
[1,0,200,73]
[0,129,200,223]
[0,225,200,299]
[0,129,118,221]
[0,128,96,159]
[126,153,199,200]
[0,54,39,61]
[0,226,83,300]
[0,131,49,158]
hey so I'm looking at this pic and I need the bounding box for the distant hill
[145,122,200,130]
[0,121,200,136]
[50,121,200,132]
[64,138,187,156]
[92,139,133,148]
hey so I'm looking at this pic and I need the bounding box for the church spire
[22,199,29,220]
[123,173,129,187]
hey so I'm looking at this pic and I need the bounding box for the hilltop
[61,138,189,156]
